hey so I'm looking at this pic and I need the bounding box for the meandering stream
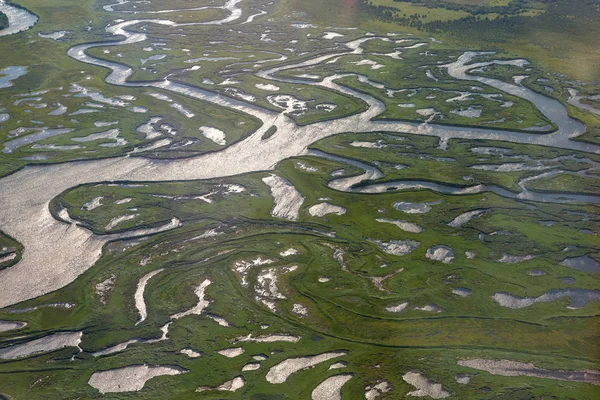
[0,0,598,309]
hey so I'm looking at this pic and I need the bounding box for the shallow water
[0,66,27,89]
[0,2,38,37]
[560,255,600,273]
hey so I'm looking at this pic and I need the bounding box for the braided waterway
[0,0,598,309]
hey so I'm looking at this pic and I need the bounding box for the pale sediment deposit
[414,304,442,313]
[242,362,261,371]
[88,364,186,394]
[291,303,308,317]
[197,376,246,392]
[0,320,27,333]
[279,248,299,257]
[232,333,301,343]
[452,288,472,297]
[394,201,442,214]
[180,348,202,358]
[262,174,305,220]
[0,331,82,360]
[365,381,392,399]
[457,359,600,385]
[385,302,409,313]
[311,373,353,400]
[371,239,420,256]
[448,209,490,228]
[207,314,231,327]
[95,274,116,305]
[376,218,422,233]
[233,257,274,287]
[255,265,298,312]
[266,351,348,383]
[329,362,347,370]
[498,253,535,264]
[217,347,245,358]
[199,126,227,145]
[170,279,212,319]
[134,269,164,325]
[426,245,455,264]
[402,372,450,398]
[309,202,346,217]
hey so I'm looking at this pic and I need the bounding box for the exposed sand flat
[105,214,139,230]
[88,364,186,394]
[385,302,409,313]
[279,248,298,257]
[457,359,600,385]
[311,373,353,400]
[498,253,535,263]
[242,362,261,371]
[414,304,442,313]
[0,331,82,360]
[0,320,27,333]
[262,174,305,220]
[170,279,212,320]
[180,348,202,358]
[134,269,164,325]
[233,257,274,287]
[207,314,231,327]
[255,265,298,312]
[351,140,385,149]
[255,83,280,91]
[0,253,16,265]
[426,245,455,264]
[197,376,246,392]
[199,126,226,146]
[95,274,116,305]
[447,209,490,228]
[376,218,422,233]
[394,201,442,214]
[291,303,308,317]
[452,288,472,297]
[365,381,391,399]
[402,372,450,398]
[217,347,245,358]
[323,32,344,40]
[92,339,140,357]
[266,351,348,383]
[232,333,301,343]
[309,202,347,217]
[371,239,420,256]
[82,196,104,211]
[329,362,347,370]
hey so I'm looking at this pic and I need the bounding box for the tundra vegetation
[0,0,598,399]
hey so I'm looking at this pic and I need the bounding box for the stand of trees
[360,0,600,42]
[0,12,9,30]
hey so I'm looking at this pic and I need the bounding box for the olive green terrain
[0,0,598,399]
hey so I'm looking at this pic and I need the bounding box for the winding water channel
[0,0,598,309]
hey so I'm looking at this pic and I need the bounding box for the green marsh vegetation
[0,0,598,398]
